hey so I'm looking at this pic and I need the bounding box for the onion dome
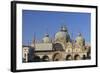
[76,33,85,46]
[55,25,70,42]
[42,33,51,43]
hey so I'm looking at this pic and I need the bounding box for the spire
[32,33,36,48]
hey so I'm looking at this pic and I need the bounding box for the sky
[22,10,91,45]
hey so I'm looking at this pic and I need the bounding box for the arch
[74,54,80,60]
[33,55,41,62]
[53,43,64,51]
[87,52,91,59]
[52,53,62,61]
[82,55,87,60]
[66,54,72,60]
[42,55,49,62]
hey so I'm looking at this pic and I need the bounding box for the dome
[76,33,85,46]
[55,25,70,42]
[42,33,51,43]
[55,31,67,40]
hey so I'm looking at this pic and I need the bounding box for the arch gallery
[22,25,91,62]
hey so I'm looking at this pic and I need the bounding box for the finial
[60,25,67,32]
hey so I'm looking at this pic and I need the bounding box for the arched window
[66,55,72,60]
[52,53,62,61]
[53,43,64,51]
[42,55,49,62]
[74,54,80,60]
[82,55,86,60]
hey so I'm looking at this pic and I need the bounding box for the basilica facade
[22,25,91,62]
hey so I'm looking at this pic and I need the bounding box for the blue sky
[22,10,91,45]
